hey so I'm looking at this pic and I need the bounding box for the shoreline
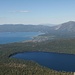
[9,50,75,58]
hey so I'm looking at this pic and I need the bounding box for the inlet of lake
[12,51,75,72]
[0,32,41,44]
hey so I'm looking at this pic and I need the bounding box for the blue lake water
[12,51,75,72]
[0,32,41,44]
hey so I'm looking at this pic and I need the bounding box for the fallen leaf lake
[1,32,75,72]
[12,51,75,72]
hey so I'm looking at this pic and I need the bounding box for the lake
[0,32,41,44]
[12,51,75,72]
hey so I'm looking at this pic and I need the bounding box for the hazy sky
[0,0,75,25]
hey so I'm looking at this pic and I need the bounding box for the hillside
[54,21,75,32]
[0,38,75,75]
[40,21,75,40]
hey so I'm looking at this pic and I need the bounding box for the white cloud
[19,11,29,13]
[9,10,30,13]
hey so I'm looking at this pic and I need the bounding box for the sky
[0,0,75,25]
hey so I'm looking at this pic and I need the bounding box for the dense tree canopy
[0,39,75,75]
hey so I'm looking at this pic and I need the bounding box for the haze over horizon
[0,0,75,25]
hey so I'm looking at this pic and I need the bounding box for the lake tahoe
[12,51,75,72]
[0,32,41,44]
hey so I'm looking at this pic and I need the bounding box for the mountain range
[0,21,75,34]
[54,21,75,32]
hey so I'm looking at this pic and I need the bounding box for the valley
[0,21,75,75]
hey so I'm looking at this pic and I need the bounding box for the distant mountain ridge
[0,21,75,34]
[0,24,51,32]
[54,21,75,32]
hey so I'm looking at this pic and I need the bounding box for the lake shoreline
[0,32,43,44]
[9,50,75,58]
